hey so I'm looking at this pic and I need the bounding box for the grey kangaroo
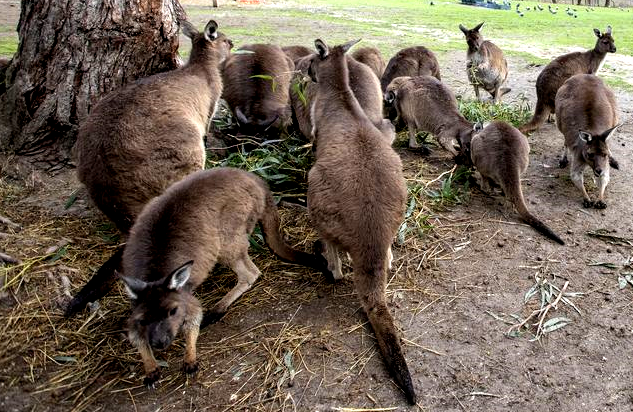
[121,167,330,388]
[470,121,565,244]
[66,19,232,315]
[351,46,386,79]
[307,38,416,404]
[555,74,619,209]
[459,22,510,103]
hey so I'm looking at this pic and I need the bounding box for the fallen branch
[0,251,22,265]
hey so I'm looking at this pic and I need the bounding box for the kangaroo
[281,45,312,63]
[519,26,616,134]
[470,121,565,244]
[459,22,511,103]
[222,43,294,135]
[290,51,388,143]
[66,20,232,316]
[384,75,474,154]
[121,167,330,388]
[307,38,416,405]
[351,46,386,79]
[380,46,441,93]
[555,74,619,209]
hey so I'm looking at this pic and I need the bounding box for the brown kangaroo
[351,46,386,79]
[290,51,387,143]
[471,121,564,244]
[459,22,511,103]
[384,75,474,154]
[519,26,616,134]
[121,167,330,388]
[66,20,232,316]
[281,45,312,63]
[380,46,441,93]
[307,38,416,404]
[221,43,294,135]
[555,74,619,209]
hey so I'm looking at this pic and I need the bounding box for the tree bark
[0,0,185,171]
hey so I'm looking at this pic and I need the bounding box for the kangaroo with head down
[470,121,565,244]
[307,38,416,404]
[384,75,474,154]
[66,20,233,316]
[222,43,294,135]
[519,26,616,134]
[556,74,619,209]
[121,167,330,387]
[281,45,312,63]
[290,50,389,143]
[351,46,386,79]
[459,22,510,103]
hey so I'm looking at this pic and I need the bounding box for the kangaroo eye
[139,318,150,327]
[169,307,178,316]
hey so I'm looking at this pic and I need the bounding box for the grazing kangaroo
[351,46,386,79]
[290,51,387,142]
[307,38,416,404]
[380,46,441,93]
[66,20,232,316]
[555,74,619,209]
[519,26,616,134]
[470,121,565,244]
[384,75,474,154]
[222,43,294,134]
[121,167,330,387]
[459,22,511,103]
[281,45,312,63]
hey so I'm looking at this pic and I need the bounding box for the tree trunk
[0,0,185,171]
[604,0,610,6]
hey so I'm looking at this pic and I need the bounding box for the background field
[1,0,633,411]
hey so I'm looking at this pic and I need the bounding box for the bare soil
[2,5,633,412]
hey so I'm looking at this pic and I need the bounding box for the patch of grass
[424,165,472,206]
[457,96,532,127]
[0,35,18,57]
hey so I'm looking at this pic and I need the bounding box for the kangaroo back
[380,46,441,93]
[351,46,386,79]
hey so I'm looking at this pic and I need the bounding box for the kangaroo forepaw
[609,156,619,170]
[559,158,568,169]
[183,361,199,376]
[594,200,607,209]
[582,199,594,208]
[144,368,161,389]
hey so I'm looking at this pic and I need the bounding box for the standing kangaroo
[555,74,619,209]
[307,39,416,404]
[459,22,510,103]
[384,75,474,154]
[66,20,232,316]
[121,167,330,387]
[519,26,616,134]
[471,121,565,244]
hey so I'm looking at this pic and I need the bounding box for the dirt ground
[2,4,633,412]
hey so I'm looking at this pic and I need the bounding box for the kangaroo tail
[353,261,417,405]
[519,98,549,134]
[519,211,565,245]
[259,184,331,275]
[65,245,125,316]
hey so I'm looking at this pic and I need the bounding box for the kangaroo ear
[605,25,612,35]
[204,20,219,41]
[315,39,328,59]
[180,20,198,40]
[341,39,361,54]
[474,22,484,31]
[578,130,592,143]
[601,124,619,141]
[459,24,468,35]
[119,272,148,300]
[593,28,601,38]
[166,261,194,290]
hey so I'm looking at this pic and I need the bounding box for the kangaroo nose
[151,336,171,350]
[594,167,602,176]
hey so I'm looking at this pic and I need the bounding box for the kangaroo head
[383,76,411,107]
[181,19,233,64]
[122,261,194,351]
[578,126,617,177]
[459,22,485,52]
[593,26,616,54]
[308,38,360,83]
[454,126,476,166]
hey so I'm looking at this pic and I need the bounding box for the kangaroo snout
[150,334,173,351]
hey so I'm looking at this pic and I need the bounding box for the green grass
[457,97,533,127]
[0,36,17,57]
